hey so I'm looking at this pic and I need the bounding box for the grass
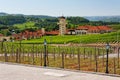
[0,54,120,75]
[14,21,37,30]
[19,31,120,44]
[109,24,120,31]
[0,42,107,55]
[0,41,119,75]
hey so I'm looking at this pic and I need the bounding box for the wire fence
[0,42,120,75]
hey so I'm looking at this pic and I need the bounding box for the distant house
[67,29,76,35]
[88,26,100,33]
[0,34,11,42]
[75,25,112,35]
[45,30,59,36]
[0,34,3,41]
[75,26,88,35]
[97,26,112,33]
[0,34,3,37]
[12,29,44,40]
[0,36,11,42]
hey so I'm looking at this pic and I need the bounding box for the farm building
[73,25,112,35]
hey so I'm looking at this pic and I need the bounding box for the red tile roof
[77,25,112,32]
[66,29,76,33]
[45,31,59,35]
[76,26,89,30]
[13,29,44,40]
[0,34,3,36]
[97,26,112,31]
[88,26,99,32]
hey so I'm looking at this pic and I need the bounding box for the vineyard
[0,42,120,75]
[20,31,120,44]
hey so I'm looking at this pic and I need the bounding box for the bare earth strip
[0,62,120,80]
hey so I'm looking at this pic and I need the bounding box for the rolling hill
[85,16,120,22]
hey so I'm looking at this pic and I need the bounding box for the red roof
[0,34,3,36]
[13,29,44,40]
[24,30,29,33]
[76,26,89,30]
[45,31,59,35]
[77,25,112,32]
[88,26,99,32]
[37,30,43,34]
[12,34,18,37]
[97,26,112,31]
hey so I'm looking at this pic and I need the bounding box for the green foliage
[109,24,120,31]
[20,31,120,44]
[33,17,89,31]
[0,42,105,55]
[34,18,59,31]
[0,14,120,36]
[0,15,26,25]
[67,17,89,25]
[13,21,37,30]
[0,29,11,36]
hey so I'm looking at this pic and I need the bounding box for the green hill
[85,16,120,22]
[13,21,37,30]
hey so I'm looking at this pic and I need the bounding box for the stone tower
[58,16,67,35]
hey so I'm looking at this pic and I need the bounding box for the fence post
[16,49,18,63]
[95,47,98,72]
[32,44,35,65]
[18,49,21,63]
[1,41,4,61]
[11,44,14,59]
[102,47,105,66]
[72,47,75,59]
[27,49,30,63]
[36,45,38,58]
[69,47,72,58]
[114,57,116,74]
[4,46,8,62]
[58,46,60,57]
[40,50,43,66]
[78,48,80,70]
[105,43,110,74]
[1,41,4,52]
[90,50,92,67]
[84,48,86,60]
[22,47,24,62]
[19,40,22,63]
[118,47,119,68]
[53,48,56,61]
[47,49,49,66]
[61,51,64,68]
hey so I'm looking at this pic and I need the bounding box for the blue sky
[0,0,120,16]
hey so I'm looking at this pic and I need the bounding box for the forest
[0,14,120,36]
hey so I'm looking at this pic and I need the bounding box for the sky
[0,0,120,16]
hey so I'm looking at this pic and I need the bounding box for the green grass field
[109,24,120,31]
[14,21,37,30]
[20,31,120,44]
[0,42,107,55]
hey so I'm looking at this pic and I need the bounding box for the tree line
[0,15,120,36]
